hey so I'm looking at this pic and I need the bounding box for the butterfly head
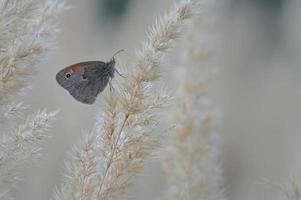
[106,49,124,78]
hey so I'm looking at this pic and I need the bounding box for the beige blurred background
[12,0,301,199]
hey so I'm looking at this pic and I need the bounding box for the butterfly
[56,50,123,104]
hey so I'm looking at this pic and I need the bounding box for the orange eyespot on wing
[64,72,71,79]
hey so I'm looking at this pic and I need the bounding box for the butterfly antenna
[111,49,125,61]
[110,49,126,78]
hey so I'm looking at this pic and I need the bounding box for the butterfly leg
[115,68,126,78]
[109,79,115,92]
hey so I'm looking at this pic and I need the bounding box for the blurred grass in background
[250,0,285,11]
[95,0,133,28]
[240,0,287,49]
[249,0,285,9]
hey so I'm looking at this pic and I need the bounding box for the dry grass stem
[0,110,57,197]
[0,0,64,104]
[55,1,200,199]
[0,0,64,198]
[163,4,225,199]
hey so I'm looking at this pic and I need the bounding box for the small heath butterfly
[56,50,124,104]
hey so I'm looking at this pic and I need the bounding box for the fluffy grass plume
[54,0,201,199]
[0,0,64,197]
[280,179,301,200]
[0,110,58,198]
[163,3,226,199]
[0,0,64,103]
[259,177,301,200]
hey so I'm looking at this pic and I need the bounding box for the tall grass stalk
[0,0,64,197]
[54,1,201,199]
[163,2,226,199]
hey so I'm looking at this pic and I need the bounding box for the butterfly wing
[82,62,112,93]
[56,61,109,104]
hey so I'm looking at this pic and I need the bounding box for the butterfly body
[56,59,116,104]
